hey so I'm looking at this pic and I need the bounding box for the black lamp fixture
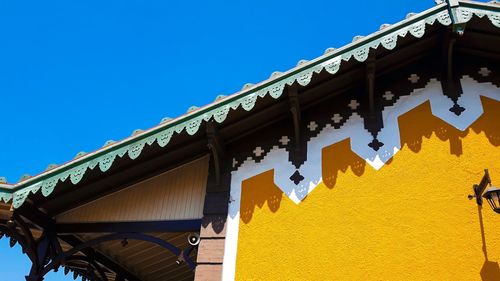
[469,169,500,214]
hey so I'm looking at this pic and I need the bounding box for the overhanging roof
[1,0,499,208]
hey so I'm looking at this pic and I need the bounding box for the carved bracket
[207,121,225,185]
[441,31,465,115]
[288,85,301,152]
[363,54,385,151]
[287,85,309,168]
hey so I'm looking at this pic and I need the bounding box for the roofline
[5,3,449,190]
[2,0,500,208]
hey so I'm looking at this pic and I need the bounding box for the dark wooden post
[196,123,231,281]
[194,171,230,281]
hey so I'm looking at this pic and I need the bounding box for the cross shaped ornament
[478,67,491,77]
[279,136,290,146]
[408,74,420,83]
[331,113,343,124]
[253,146,264,157]
[307,121,318,131]
[383,91,394,101]
[348,100,360,110]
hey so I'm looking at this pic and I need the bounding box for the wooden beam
[55,219,201,234]
[206,122,225,185]
[58,235,143,281]
[15,202,54,231]
[366,53,376,114]
[288,85,301,152]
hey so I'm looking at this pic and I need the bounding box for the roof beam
[58,235,143,281]
[55,219,201,234]
[15,202,54,231]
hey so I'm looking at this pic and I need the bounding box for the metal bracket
[469,169,491,206]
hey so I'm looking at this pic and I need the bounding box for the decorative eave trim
[3,1,500,208]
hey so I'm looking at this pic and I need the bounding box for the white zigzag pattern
[222,76,500,281]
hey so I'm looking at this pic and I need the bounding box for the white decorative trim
[221,77,500,281]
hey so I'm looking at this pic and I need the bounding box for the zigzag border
[221,77,500,281]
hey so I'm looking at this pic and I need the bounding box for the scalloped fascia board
[3,1,500,208]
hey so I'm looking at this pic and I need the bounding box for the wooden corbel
[366,54,376,115]
[288,85,301,152]
[441,31,465,115]
[442,31,457,89]
[364,53,385,151]
[206,121,225,185]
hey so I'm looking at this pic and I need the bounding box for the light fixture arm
[471,169,491,206]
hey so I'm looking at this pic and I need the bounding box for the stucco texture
[235,98,500,281]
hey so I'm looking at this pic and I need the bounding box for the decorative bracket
[366,54,376,115]
[206,121,225,185]
[288,85,301,152]
[440,31,465,115]
[41,232,196,278]
[363,54,384,151]
[287,85,308,170]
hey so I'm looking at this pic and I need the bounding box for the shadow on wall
[478,205,500,281]
[398,97,499,158]
[322,138,367,189]
[471,96,500,147]
[240,170,283,224]
[399,101,468,156]
[240,97,500,224]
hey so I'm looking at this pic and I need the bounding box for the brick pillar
[194,172,230,281]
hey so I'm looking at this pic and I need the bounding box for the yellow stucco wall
[235,98,500,281]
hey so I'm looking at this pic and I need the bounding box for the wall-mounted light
[469,169,500,214]
[483,186,500,214]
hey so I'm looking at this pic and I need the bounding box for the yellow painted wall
[235,98,500,281]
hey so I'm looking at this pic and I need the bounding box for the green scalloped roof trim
[3,1,500,209]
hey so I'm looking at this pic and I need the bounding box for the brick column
[194,172,230,281]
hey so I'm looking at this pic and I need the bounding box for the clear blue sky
[0,0,436,280]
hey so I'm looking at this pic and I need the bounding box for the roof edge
[4,0,500,209]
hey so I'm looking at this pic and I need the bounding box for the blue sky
[0,0,435,280]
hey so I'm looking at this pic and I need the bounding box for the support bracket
[363,53,384,151]
[288,85,301,152]
[440,30,465,115]
[206,121,225,185]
